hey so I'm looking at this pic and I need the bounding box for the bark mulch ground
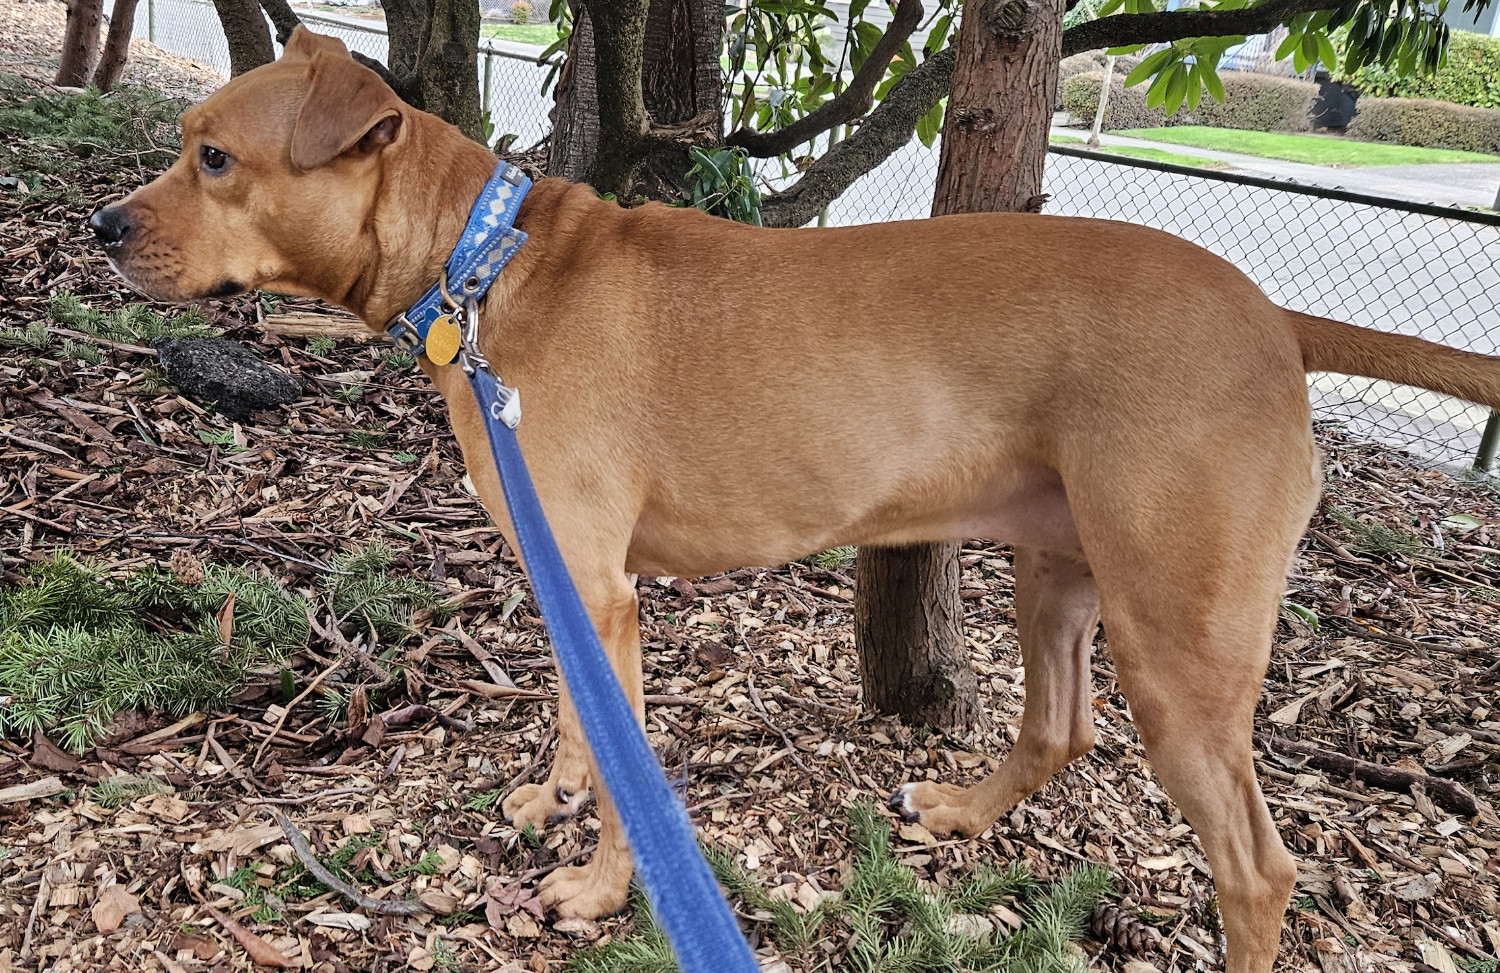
[1,6,1498,971]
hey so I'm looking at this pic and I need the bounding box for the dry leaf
[1418,940,1460,973]
[216,590,236,646]
[92,884,140,933]
[204,903,299,968]
[307,912,372,932]
[897,822,937,845]
[1140,853,1188,871]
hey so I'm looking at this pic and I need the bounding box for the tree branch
[258,0,301,45]
[1062,0,1342,56]
[760,46,954,229]
[727,0,924,158]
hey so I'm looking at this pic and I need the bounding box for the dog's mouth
[201,279,246,299]
[103,255,244,303]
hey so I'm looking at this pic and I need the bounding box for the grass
[480,23,561,45]
[1110,126,1500,166]
[570,801,1112,973]
[1050,134,1226,169]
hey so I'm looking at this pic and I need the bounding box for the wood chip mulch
[1,14,1498,973]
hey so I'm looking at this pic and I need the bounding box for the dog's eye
[199,145,230,174]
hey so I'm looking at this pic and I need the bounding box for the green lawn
[1111,126,1500,166]
[480,23,561,45]
[1049,134,1227,170]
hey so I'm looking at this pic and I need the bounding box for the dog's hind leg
[892,546,1099,837]
[1054,426,1317,973]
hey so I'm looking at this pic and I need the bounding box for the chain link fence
[118,0,555,148]
[106,3,1500,469]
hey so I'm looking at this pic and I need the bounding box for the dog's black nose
[89,207,132,247]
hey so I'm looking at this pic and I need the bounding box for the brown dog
[93,28,1500,973]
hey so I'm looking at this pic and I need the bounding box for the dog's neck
[343,114,505,329]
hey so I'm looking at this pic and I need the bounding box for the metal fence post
[481,50,493,116]
[148,0,156,45]
[1475,411,1500,471]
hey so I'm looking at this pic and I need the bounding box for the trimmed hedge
[1062,70,1317,132]
[1056,52,1140,109]
[1342,30,1500,110]
[1346,96,1500,155]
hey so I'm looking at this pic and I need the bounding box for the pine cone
[171,550,205,586]
[1091,899,1163,955]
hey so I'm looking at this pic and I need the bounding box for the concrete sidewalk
[1051,123,1500,211]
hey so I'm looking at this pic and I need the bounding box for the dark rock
[153,338,301,420]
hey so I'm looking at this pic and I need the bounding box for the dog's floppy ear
[290,51,403,171]
[282,25,350,62]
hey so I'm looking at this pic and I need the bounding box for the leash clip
[453,296,522,429]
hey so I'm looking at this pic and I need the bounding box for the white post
[1088,54,1115,146]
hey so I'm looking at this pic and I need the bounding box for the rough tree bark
[56,0,104,88]
[856,0,1063,731]
[548,0,721,193]
[211,0,276,77]
[856,544,976,727]
[259,0,302,45]
[92,0,140,93]
[381,0,485,142]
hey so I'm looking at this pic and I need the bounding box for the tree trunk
[547,4,599,180]
[382,0,484,143]
[56,0,104,88]
[211,0,275,77]
[856,543,977,727]
[932,0,1062,214]
[855,0,1062,731]
[548,0,720,192]
[91,0,140,92]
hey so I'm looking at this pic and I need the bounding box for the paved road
[121,2,1500,466]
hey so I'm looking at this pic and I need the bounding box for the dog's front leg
[535,571,643,919]
[502,682,594,828]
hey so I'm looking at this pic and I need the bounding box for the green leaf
[1275,29,1303,61]
[1124,48,1174,87]
[1315,31,1338,69]
[1185,63,1203,111]
[1201,63,1226,101]
[915,97,944,148]
[1164,63,1191,115]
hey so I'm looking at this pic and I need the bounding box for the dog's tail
[1290,310,1500,409]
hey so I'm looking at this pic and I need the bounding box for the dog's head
[91,27,405,303]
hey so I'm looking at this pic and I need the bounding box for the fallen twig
[1256,734,1478,817]
[267,809,428,916]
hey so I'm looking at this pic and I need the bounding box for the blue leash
[388,164,758,973]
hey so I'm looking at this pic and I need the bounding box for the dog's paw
[502,782,592,829]
[539,863,630,919]
[889,781,986,837]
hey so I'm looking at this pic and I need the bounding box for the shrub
[509,1,531,24]
[1342,30,1500,110]
[1062,69,1316,132]
[1346,96,1500,155]
[1056,52,1141,109]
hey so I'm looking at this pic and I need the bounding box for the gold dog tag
[425,315,461,366]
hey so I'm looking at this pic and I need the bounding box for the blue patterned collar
[386,161,532,362]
